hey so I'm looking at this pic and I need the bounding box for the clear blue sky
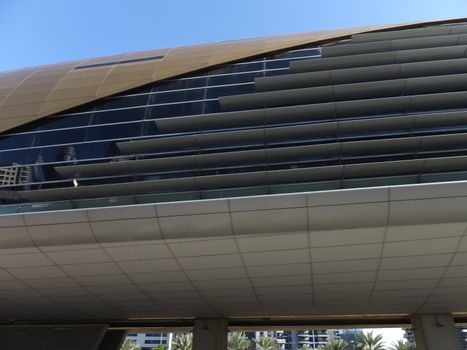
[0,0,466,72]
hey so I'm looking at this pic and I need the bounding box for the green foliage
[120,339,141,350]
[172,333,193,350]
[317,339,349,350]
[300,345,313,350]
[356,331,385,350]
[389,339,415,350]
[255,335,280,350]
[228,332,251,350]
[151,345,167,350]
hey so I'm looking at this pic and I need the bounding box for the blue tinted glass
[91,107,146,125]
[141,121,159,136]
[265,60,291,69]
[0,149,37,166]
[0,134,34,150]
[207,72,262,86]
[202,100,220,114]
[208,62,263,75]
[75,141,113,159]
[206,84,255,98]
[38,114,92,130]
[94,94,149,110]
[150,88,205,104]
[147,102,204,118]
[34,128,86,146]
[264,69,287,77]
[155,77,207,91]
[86,123,142,141]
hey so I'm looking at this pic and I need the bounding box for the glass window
[208,62,263,75]
[207,72,262,86]
[94,94,149,111]
[146,102,204,118]
[265,60,291,69]
[203,100,221,114]
[91,107,146,125]
[264,69,287,77]
[74,141,113,160]
[37,114,93,131]
[86,123,142,141]
[150,88,205,104]
[267,48,321,59]
[34,128,86,147]
[155,77,207,92]
[0,149,38,166]
[206,84,255,99]
[0,134,35,150]
[141,121,159,136]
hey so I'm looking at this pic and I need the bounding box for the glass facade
[2,22,467,212]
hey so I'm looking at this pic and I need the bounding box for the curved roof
[0,18,463,134]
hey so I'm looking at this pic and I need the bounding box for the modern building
[1,17,467,350]
[126,332,172,350]
[405,327,467,349]
[276,330,339,349]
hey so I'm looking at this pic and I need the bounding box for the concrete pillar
[411,314,460,350]
[0,325,108,350]
[192,318,228,350]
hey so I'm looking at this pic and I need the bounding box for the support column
[192,318,228,350]
[411,314,460,350]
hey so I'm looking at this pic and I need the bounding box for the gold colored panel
[103,68,161,85]
[1,90,53,107]
[122,48,170,60]
[209,38,267,64]
[153,44,216,79]
[0,102,43,118]
[108,60,161,74]
[96,79,154,97]
[79,53,127,65]
[46,85,99,101]
[53,75,107,90]
[8,81,58,94]
[61,66,113,79]
[0,87,15,99]
[38,97,97,116]
[0,68,36,82]
[0,19,462,134]
[0,75,34,90]
[0,116,37,133]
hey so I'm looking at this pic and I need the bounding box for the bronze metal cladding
[0,19,463,134]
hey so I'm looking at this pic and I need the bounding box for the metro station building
[0,18,467,350]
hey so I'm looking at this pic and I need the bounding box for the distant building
[405,328,467,349]
[0,163,29,186]
[126,332,172,350]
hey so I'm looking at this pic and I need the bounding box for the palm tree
[356,331,385,350]
[389,340,415,350]
[172,333,193,350]
[121,339,141,350]
[151,345,167,350]
[151,346,167,350]
[317,339,349,350]
[255,335,280,350]
[228,332,251,350]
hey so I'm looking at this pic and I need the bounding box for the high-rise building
[276,330,339,349]
[126,332,172,350]
[0,163,29,186]
[2,17,467,350]
[405,327,467,349]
